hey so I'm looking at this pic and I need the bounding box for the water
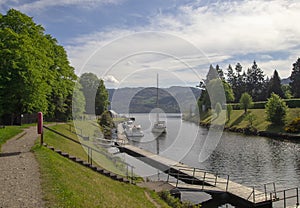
[119,113,300,206]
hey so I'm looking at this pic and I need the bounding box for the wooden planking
[120,143,268,204]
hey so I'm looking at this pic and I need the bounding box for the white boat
[152,74,167,134]
[124,124,144,137]
[123,120,144,137]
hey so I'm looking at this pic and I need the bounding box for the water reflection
[122,114,300,206]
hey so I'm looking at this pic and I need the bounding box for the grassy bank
[187,108,300,135]
[43,122,127,176]
[0,126,26,151]
[33,145,169,208]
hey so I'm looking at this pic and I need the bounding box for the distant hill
[281,77,291,85]
[108,86,201,113]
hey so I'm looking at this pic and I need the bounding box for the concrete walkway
[0,126,44,208]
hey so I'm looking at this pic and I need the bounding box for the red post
[38,112,43,145]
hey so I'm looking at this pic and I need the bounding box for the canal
[118,113,300,207]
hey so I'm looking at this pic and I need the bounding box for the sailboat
[152,74,167,134]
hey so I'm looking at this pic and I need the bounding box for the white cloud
[102,75,119,84]
[66,0,300,86]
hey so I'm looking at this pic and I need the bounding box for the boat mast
[156,73,159,122]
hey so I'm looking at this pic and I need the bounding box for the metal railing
[43,125,135,183]
[247,182,299,207]
[167,165,230,191]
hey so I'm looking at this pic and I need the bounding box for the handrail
[43,125,135,182]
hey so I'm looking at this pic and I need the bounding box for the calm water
[119,113,300,206]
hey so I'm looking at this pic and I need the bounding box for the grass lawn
[33,145,169,208]
[0,126,25,151]
[43,123,128,176]
[193,108,300,134]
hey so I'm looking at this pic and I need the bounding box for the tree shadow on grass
[229,113,246,127]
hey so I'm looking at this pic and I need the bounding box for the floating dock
[116,142,299,208]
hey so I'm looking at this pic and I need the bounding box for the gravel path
[0,126,44,208]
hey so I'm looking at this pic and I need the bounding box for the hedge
[228,99,300,110]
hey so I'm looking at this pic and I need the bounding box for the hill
[108,86,201,113]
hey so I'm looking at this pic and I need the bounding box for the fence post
[131,166,134,184]
[284,190,286,208]
[226,175,229,192]
[297,188,299,206]
[264,184,267,200]
[167,169,170,182]
[192,168,195,184]
[214,172,218,186]
[90,149,93,166]
[176,171,179,187]
[273,183,277,199]
[253,187,255,203]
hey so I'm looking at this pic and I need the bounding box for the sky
[1,0,300,88]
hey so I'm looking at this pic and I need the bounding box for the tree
[265,93,288,125]
[215,102,222,117]
[72,82,86,119]
[205,64,219,84]
[239,92,253,114]
[226,105,232,121]
[95,79,109,116]
[0,9,76,123]
[226,63,246,102]
[98,111,114,139]
[216,64,225,80]
[246,61,266,101]
[79,73,99,114]
[267,70,284,98]
[290,58,300,98]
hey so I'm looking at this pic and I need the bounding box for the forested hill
[108,86,201,113]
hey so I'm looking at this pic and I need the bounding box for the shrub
[239,93,253,113]
[265,93,288,125]
[285,117,300,133]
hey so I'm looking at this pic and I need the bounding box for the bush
[158,191,201,208]
[285,117,300,133]
[265,93,288,125]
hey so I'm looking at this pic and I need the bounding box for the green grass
[43,123,127,176]
[33,145,169,208]
[192,108,300,134]
[0,126,24,151]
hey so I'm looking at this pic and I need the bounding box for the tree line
[0,9,109,124]
[198,59,300,110]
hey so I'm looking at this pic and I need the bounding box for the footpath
[0,126,44,208]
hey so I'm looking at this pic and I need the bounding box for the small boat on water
[152,74,167,134]
[124,125,144,137]
[123,120,144,137]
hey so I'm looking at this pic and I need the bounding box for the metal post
[284,190,286,208]
[264,184,267,200]
[87,147,90,164]
[226,175,229,192]
[273,183,277,199]
[126,165,129,179]
[40,133,44,146]
[202,172,206,190]
[192,168,195,184]
[296,188,299,206]
[176,171,179,187]
[131,166,134,184]
[167,169,170,182]
[90,149,93,165]
[253,187,255,203]
[214,172,218,186]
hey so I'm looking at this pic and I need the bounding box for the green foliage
[158,191,200,208]
[0,9,76,123]
[226,105,232,120]
[267,70,284,98]
[285,117,300,133]
[265,93,288,125]
[95,79,109,115]
[98,111,114,139]
[290,58,300,98]
[72,82,86,119]
[79,73,99,114]
[239,93,253,113]
[246,61,266,101]
[215,102,222,117]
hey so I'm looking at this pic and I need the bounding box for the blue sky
[1,0,300,88]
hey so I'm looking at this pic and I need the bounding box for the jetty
[115,126,299,207]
